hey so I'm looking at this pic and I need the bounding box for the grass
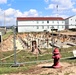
[0,66,31,74]
[0,32,76,74]
[0,48,76,74]
[2,31,13,40]
[0,46,76,63]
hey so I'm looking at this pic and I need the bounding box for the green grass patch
[0,47,75,64]
[2,31,13,40]
[0,66,31,74]
[1,31,76,74]
[0,46,76,74]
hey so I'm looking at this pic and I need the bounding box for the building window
[37,26,39,29]
[62,21,64,23]
[57,25,59,28]
[42,21,44,23]
[37,21,39,24]
[57,21,59,24]
[51,26,54,29]
[62,25,64,28]
[47,26,49,29]
[42,26,44,29]
[52,21,54,23]
[47,20,49,23]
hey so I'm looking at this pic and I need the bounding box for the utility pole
[4,12,6,31]
[57,5,59,30]
[56,5,60,42]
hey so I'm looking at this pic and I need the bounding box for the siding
[17,17,65,32]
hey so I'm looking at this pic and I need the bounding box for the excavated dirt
[1,35,13,52]
[1,32,76,75]
[0,33,28,52]
[1,31,76,52]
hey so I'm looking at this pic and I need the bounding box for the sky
[0,0,76,26]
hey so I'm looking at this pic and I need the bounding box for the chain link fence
[0,25,76,66]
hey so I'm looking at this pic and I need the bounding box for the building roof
[65,15,75,20]
[17,17,64,21]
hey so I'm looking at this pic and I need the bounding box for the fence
[0,25,76,66]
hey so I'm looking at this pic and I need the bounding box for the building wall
[65,16,76,29]
[69,16,76,29]
[65,19,69,29]
[17,20,65,32]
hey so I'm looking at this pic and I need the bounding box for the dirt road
[4,62,76,75]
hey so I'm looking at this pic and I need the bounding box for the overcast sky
[0,0,76,26]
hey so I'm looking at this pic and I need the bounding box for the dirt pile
[1,35,13,51]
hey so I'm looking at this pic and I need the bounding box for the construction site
[0,28,76,75]
[1,29,76,52]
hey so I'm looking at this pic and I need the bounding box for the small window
[47,26,49,29]
[42,26,44,29]
[62,25,64,28]
[37,26,39,29]
[62,21,64,23]
[57,21,59,24]
[52,21,54,23]
[42,21,44,23]
[57,25,59,28]
[47,20,49,23]
[51,26,54,29]
[37,21,39,24]
[71,19,72,20]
